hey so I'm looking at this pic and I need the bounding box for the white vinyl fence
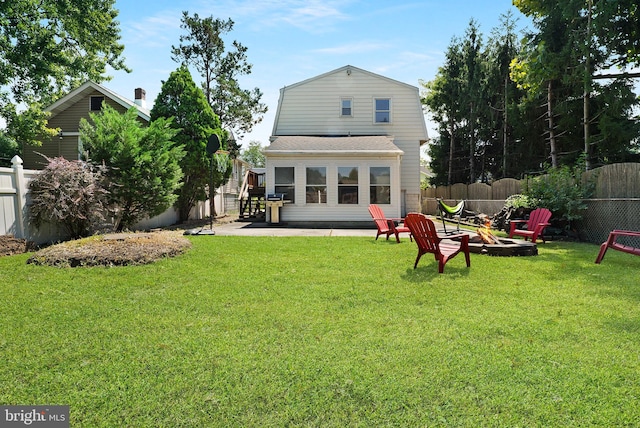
[0,156,219,244]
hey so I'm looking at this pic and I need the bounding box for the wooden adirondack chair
[595,230,640,264]
[405,213,470,273]
[368,204,412,243]
[508,208,552,243]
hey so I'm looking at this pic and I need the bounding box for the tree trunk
[469,102,476,182]
[583,0,593,170]
[503,74,508,177]
[547,80,558,168]
[447,118,455,185]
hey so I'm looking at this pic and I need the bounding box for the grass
[1,235,640,426]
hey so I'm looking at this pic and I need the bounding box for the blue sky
[108,0,530,151]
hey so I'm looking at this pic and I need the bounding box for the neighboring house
[221,156,250,214]
[22,81,151,170]
[23,80,244,218]
[264,65,428,225]
[420,166,435,187]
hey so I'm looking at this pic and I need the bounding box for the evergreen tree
[151,65,230,221]
[80,106,184,231]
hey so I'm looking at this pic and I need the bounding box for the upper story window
[90,96,105,111]
[275,167,295,203]
[374,98,391,123]
[340,97,353,117]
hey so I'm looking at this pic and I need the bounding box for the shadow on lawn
[401,264,472,282]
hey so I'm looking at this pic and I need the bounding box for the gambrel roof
[281,64,419,92]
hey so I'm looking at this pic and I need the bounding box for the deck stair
[238,169,266,220]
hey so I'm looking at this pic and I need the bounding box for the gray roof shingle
[265,135,403,155]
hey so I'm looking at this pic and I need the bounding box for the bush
[523,159,596,227]
[28,157,109,239]
[504,194,538,210]
[80,106,185,231]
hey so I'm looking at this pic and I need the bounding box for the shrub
[504,194,538,209]
[28,157,109,239]
[523,158,596,227]
[80,106,185,231]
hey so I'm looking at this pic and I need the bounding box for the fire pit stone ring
[468,236,538,256]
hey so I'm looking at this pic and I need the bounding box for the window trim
[274,166,296,203]
[305,166,327,204]
[337,166,359,205]
[340,97,353,117]
[373,97,392,124]
[369,166,391,204]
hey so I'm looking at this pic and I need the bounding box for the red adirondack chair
[508,208,552,243]
[405,213,470,273]
[368,204,412,243]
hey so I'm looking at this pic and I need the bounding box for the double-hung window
[275,167,295,203]
[338,167,358,204]
[370,166,391,204]
[374,98,391,123]
[340,97,353,117]
[306,167,326,203]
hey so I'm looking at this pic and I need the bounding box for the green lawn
[1,236,639,426]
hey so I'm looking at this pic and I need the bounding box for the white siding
[266,153,403,223]
[270,66,427,217]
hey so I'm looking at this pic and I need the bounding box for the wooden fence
[420,163,640,244]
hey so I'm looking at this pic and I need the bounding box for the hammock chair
[437,199,465,234]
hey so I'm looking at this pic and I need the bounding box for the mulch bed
[0,235,32,257]
[26,231,192,267]
[1,215,236,267]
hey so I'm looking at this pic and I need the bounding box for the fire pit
[467,224,538,256]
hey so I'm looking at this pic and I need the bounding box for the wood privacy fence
[421,163,640,244]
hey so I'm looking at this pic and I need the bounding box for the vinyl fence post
[12,155,27,239]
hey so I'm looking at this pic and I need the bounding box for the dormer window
[374,98,391,123]
[340,97,352,117]
[90,96,104,111]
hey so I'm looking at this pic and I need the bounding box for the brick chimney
[134,88,146,109]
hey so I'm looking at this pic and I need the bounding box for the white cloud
[121,10,183,48]
[312,41,391,55]
[200,0,352,33]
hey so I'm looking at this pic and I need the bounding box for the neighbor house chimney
[134,88,146,109]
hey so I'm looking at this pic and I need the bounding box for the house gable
[266,65,428,223]
[23,81,150,169]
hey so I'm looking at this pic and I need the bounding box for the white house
[264,65,428,226]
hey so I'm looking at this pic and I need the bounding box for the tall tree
[592,0,640,68]
[513,0,640,169]
[241,140,266,168]
[80,106,185,231]
[0,0,128,157]
[461,20,486,183]
[171,12,267,148]
[485,11,522,178]
[151,65,230,221]
[510,6,574,169]
[421,38,465,185]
